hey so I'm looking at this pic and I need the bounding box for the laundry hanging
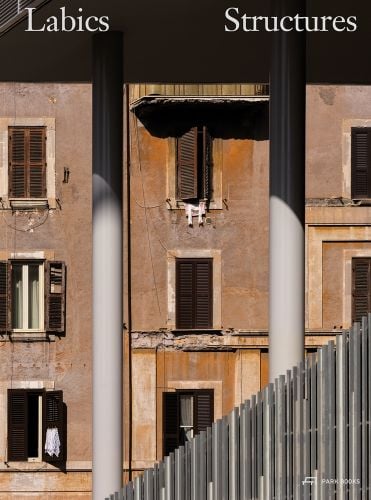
[184,201,206,226]
[44,427,61,457]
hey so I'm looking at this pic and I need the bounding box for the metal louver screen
[0,0,34,28]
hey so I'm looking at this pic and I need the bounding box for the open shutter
[201,127,211,200]
[43,390,65,462]
[8,127,26,198]
[176,260,194,329]
[29,127,46,198]
[45,261,66,333]
[194,390,214,435]
[163,392,179,457]
[194,259,212,329]
[351,128,371,198]
[352,259,371,323]
[0,261,9,333]
[177,127,198,200]
[7,389,28,461]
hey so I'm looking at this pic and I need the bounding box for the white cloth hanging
[44,427,61,457]
[184,201,206,226]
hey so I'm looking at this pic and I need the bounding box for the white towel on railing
[45,427,61,457]
[184,201,206,226]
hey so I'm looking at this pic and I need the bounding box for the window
[352,258,371,323]
[176,126,212,201]
[351,127,371,198]
[176,258,212,329]
[7,389,65,462]
[0,260,65,334]
[8,126,46,198]
[163,389,214,456]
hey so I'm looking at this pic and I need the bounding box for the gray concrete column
[269,1,306,382]
[92,32,123,499]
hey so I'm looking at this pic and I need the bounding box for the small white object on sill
[44,427,61,458]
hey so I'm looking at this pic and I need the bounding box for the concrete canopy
[0,0,369,83]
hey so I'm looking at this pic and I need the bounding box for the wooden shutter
[8,127,46,198]
[29,128,46,198]
[45,261,66,333]
[194,390,214,435]
[352,258,371,323]
[42,390,65,462]
[351,128,371,198]
[9,128,26,197]
[176,259,213,329]
[163,392,179,457]
[201,127,211,200]
[7,389,28,461]
[176,260,194,329]
[177,127,198,200]
[194,260,212,329]
[0,261,9,333]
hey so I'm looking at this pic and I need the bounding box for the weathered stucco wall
[0,83,93,496]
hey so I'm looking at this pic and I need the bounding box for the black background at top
[0,0,370,83]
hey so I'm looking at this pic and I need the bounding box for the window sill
[172,329,222,335]
[166,198,223,210]
[2,331,56,342]
[9,199,49,210]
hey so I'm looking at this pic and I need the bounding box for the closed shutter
[8,127,46,198]
[45,261,66,333]
[29,128,46,198]
[9,128,26,197]
[351,128,371,198]
[194,260,212,329]
[352,258,371,323]
[42,390,65,462]
[194,390,214,435]
[7,389,28,461]
[176,259,212,329]
[163,392,179,456]
[0,261,9,333]
[177,127,198,200]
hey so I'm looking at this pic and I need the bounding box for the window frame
[11,260,44,333]
[162,388,214,457]
[351,127,371,199]
[7,388,65,463]
[0,117,56,209]
[175,257,213,330]
[352,257,371,323]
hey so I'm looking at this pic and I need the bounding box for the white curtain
[28,265,39,329]
[180,395,193,442]
[12,266,23,328]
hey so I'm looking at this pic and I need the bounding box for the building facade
[0,83,370,496]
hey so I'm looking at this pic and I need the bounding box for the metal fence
[108,316,371,499]
[0,0,34,29]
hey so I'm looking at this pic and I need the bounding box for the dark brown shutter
[201,127,211,200]
[42,390,65,462]
[45,261,66,333]
[0,261,9,333]
[29,127,46,198]
[8,127,46,198]
[9,128,26,198]
[7,389,28,461]
[194,260,212,329]
[177,127,198,200]
[163,392,179,456]
[351,128,371,198]
[176,260,194,329]
[194,390,214,435]
[176,259,213,329]
[352,258,371,323]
